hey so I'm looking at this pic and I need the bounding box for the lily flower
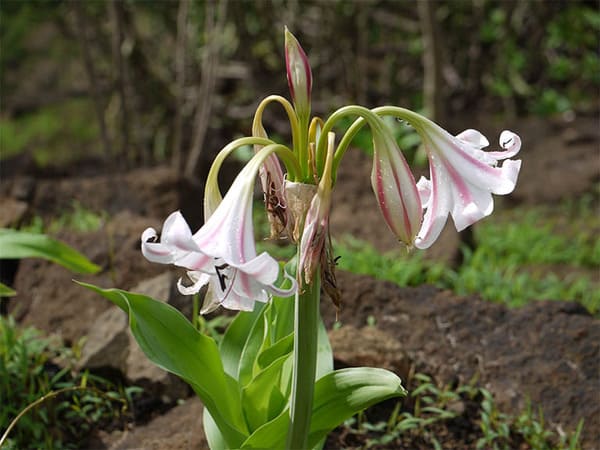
[413,123,522,249]
[371,124,423,247]
[142,155,296,313]
[298,133,335,284]
[284,27,312,120]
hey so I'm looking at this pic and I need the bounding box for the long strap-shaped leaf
[77,282,248,448]
[0,229,100,274]
[241,367,407,449]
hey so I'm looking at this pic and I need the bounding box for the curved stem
[253,95,301,155]
[286,270,321,450]
[316,105,388,177]
[203,138,300,218]
[320,105,432,180]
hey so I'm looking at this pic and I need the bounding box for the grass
[333,196,600,314]
[0,315,140,449]
[22,201,108,235]
[0,98,101,167]
[336,373,583,449]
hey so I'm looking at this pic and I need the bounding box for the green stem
[253,95,301,159]
[286,271,321,450]
[316,105,387,177]
[297,114,311,181]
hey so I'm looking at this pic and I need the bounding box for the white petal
[486,130,522,160]
[265,271,297,298]
[415,160,451,249]
[234,252,280,285]
[141,227,179,264]
[450,182,494,231]
[456,129,489,148]
[177,271,211,295]
[416,176,432,207]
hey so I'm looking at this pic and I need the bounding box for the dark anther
[215,263,230,292]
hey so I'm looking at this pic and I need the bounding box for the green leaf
[77,282,248,448]
[242,367,406,449]
[0,282,16,297]
[242,354,291,432]
[204,410,228,450]
[308,367,406,447]
[220,304,265,378]
[241,409,289,449]
[316,315,333,379]
[256,333,293,371]
[0,228,100,274]
[238,305,267,386]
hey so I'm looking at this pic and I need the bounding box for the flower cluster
[141,29,521,313]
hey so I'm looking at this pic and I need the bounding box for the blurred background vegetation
[1,0,598,174]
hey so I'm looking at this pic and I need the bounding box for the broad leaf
[316,315,333,379]
[241,367,406,449]
[308,367,406,447]
[256,333,293,371]
[0,229,100,274]
[77,282,248,448]
[220,304,264,378]
[242,354,291,432]
[237,305,266,386]
[241,409,289,449]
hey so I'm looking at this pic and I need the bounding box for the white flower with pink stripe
[142,159,296,313]
[414,123,522,249]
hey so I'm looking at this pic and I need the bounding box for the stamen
[215,263,230,292]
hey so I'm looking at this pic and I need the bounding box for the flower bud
[371,126,423,247]
[284,27,312,120]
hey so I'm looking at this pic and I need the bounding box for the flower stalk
[287,270,320,450]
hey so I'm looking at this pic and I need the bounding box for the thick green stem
[286,271,321,450]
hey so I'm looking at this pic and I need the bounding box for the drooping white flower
[413,124,522,249]
[142,154,296,313]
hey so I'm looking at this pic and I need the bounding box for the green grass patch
[0,315,140,449]
[0,98,101,167]
[338,372,583,449]
[22,201,108,235]
[252,196,599,313]
[334,197,599,314]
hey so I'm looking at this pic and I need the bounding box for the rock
[329,324,412,383]
[79,272,189,402]
[0,197,29,227]
[92,397,207,450]
[131,271,173,302]
[10,211,166,343]
[78,307,129,370]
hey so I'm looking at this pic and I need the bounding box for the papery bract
[298,133,335,284]
[413,123,522,249]
[371,125,423,247]
[253,121,289,239]
[142,158,296,313]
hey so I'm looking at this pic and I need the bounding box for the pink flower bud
[284,27,312,119]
